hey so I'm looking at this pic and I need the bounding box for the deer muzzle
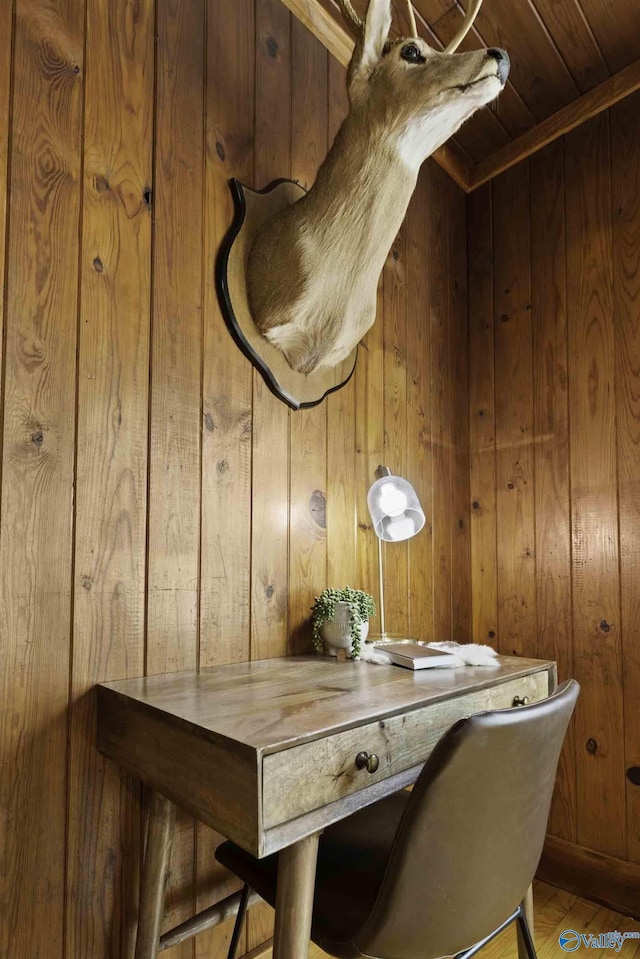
[486,47,510,84]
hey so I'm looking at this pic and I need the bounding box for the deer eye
[401,43,425,64]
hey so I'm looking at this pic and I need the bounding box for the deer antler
[405,1,417,37]
[443,0,484,53]
[336,0,364,36]
[335,0,482,49]
[336,0,418,38]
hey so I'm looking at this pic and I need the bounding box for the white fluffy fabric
[426,641,499,666]
[358,646,396,665]
[358,641,499,667]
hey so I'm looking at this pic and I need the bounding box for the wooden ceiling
[282,0,640,191]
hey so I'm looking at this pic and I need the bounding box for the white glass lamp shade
[367,473,426,542]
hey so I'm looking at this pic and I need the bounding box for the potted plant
[311,587,376,659]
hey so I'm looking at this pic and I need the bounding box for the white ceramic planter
[321,601,370,657]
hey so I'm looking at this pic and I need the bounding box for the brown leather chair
[216,679,579,959]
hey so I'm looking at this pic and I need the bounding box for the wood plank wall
[0,1,470,957]
[468,91,640,913]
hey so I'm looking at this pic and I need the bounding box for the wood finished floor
[257,881,640,959]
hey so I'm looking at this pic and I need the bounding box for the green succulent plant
[310,586,376,657]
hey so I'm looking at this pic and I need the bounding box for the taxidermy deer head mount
[248,0,509,375]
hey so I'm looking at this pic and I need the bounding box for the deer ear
[348,0,392,99]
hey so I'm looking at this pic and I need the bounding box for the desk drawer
[262,670,549,829]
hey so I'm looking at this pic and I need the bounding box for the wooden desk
[97,654,556,959]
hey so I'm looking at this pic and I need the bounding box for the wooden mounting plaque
[216,178,358,410]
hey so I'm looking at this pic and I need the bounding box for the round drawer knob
[355,751,379,774]
[512,695,530,707]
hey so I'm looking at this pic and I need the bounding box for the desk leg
[517,884,535,959]
[135,791,177,959]
[273,833,320,959]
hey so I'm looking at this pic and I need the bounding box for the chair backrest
[355,679,579,959]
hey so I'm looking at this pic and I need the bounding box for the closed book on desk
[375,642,458,670]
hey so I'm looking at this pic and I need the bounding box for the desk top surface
[99,654,553,756]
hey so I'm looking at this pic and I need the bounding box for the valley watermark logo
[559,929,640,952]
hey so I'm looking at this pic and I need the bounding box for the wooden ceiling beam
[469,55,640,189]
[280,0,354,69]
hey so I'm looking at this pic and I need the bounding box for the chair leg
[516,909,538,959]
[517,885,535,959]
[453,906,538,959]
[227,884,250,959]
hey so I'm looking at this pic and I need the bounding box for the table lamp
[366,465,426,641]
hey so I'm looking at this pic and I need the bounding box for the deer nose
[487,47,510,83]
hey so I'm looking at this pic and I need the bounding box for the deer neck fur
[247,110,423,374]
[303,109,420,272]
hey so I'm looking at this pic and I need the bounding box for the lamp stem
[378,535,386,638]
